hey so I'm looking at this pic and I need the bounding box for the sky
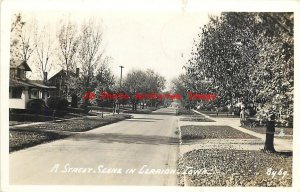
[17,2,219,90]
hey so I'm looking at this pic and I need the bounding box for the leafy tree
[144,69,166,107]
[171,74,189,106]
[145,69,166,93]
[186,12,293,152]
[186,13,258,106]
[252,13,293,152]
[95,57,115,92]
[123,69,166,111]
[94,57,116,107]
[251,13,293,127]
[123,70,147,111]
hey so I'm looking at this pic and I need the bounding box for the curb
[177,117,189,187]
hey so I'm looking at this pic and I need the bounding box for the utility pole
[119,65,124,87]
[117,65,124,115]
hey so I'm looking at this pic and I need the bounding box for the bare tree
[20,20,37,62]
[10,13,25,33]
[57,20,79,73]
[33,26,53,82]
[77,18,104,92]
[57,20,79,97]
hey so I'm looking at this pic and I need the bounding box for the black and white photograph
[0,0,299,191]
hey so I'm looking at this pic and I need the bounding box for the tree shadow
[124,120,156,122]
[149,112,176,116]
[131,117,164,121]
[261,149,293,157]
[68,133,179,145]
[274,151,293,157]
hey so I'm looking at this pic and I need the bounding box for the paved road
[10,107,179,185]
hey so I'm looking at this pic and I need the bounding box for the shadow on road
[130,117,164,120]
[124,120,156,122]
[149,112,176,116]
[68,133,179,145]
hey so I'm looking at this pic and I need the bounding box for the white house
[9,60,56,109]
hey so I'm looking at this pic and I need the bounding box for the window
[11,87,22,98]
[16,68,25,79]
[31,90,39,99]
[10,69,16,78]
[28,89,31,99]
[17,68,21,78]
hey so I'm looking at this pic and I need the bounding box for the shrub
[233,107,241,116]
[47,97,69,111]
[247,107,257,116]
[79,100,92,113]
[219,106,228,112]
[26,99,46,114]
[67,107,86,114]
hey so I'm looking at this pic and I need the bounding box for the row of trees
[10,13,114,98]
[10,13,166,110]
[122,69,166,111]
[172,12,293,126]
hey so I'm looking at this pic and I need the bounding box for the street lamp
[119,65,124,87]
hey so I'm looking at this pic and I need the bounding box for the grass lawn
[180,115,215,122]
[9,112,87,126]
[180,125,257,141]
[9,129,71,152]
[177,108,195,115]
[196,110,239,118]
[177,149,292,187]
[11,114,131,132]
[9,114,132,152]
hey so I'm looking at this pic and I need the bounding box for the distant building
[47,68,80,99]
[9,60,56,109]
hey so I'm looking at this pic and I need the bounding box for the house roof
[10,79,56,89]
[28,80,56,89]
[48,69,77,81]
[29,80,44,84]
[10,79,33,87]
[10,60,32,71]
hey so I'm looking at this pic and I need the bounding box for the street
[4,8,295,189]
[9,107,180,185]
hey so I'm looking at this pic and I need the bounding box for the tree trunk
[71,94,78,108]
[134,102,137,112]
[131,100,136,112]
[264,114,276,152]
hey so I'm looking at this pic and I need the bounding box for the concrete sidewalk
[178,110,292,152]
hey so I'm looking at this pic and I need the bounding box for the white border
[1,0,300,192]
